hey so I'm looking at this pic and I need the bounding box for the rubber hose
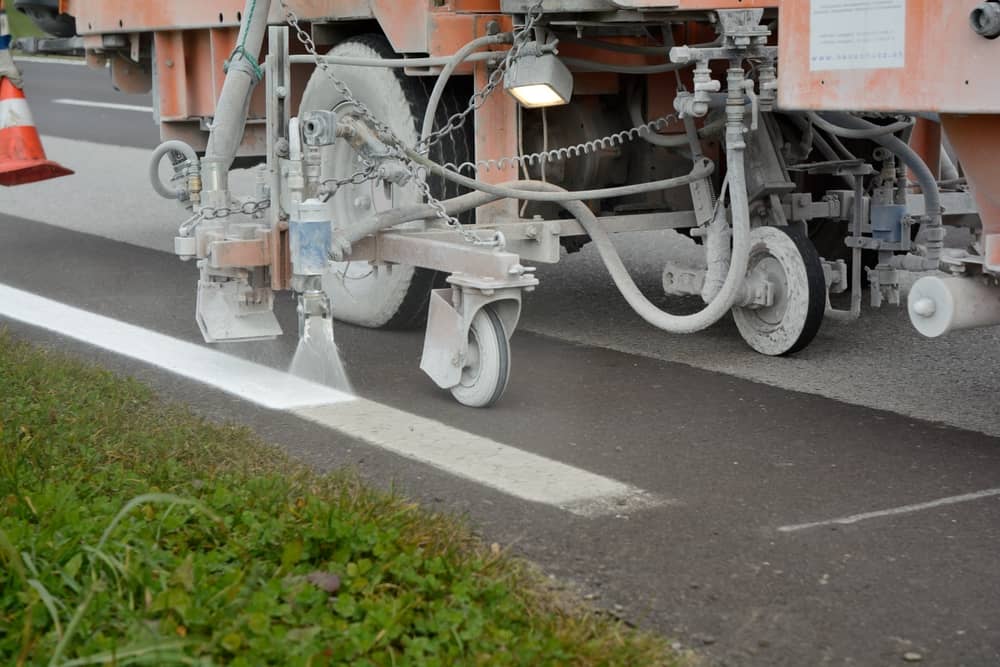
[351,144,748,335]
[421,33,513,146]
[149,140,198,200]
[824,112,943,266]
[807,111,914,140]
[204,0,271,169]
[404,147,714,202]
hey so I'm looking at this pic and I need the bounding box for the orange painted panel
[778,0,1000,113]
[942,114,1000,237]
[611,0,777,7]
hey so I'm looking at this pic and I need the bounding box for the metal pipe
[826,175,865,321]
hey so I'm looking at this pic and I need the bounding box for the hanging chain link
[278,0,546,245]
[200,198,272,220]
[319,161,379,199]
[417,0,546,153]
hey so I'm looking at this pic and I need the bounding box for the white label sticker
[810,0,906,71]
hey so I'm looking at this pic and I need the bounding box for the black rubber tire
[303,35,473,330]
[780,226,827,355]
[733,226,826,356]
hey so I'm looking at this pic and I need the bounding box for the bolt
[912,298,937,318]
[276,85,288,99]
[971,2,1000,38]
[353,195,371,210]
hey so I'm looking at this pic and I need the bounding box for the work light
[504,47,574,108]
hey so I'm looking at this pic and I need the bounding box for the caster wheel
[733,226,826,356]
[450,306,511,408]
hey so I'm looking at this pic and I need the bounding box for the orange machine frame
[57,0,998,240]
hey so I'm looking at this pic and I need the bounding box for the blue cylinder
[290,199,332,277]
[871,204,905,244]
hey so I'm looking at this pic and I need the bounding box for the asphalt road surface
[3,60,1000,666]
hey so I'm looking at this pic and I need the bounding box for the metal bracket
[196,277,282,343]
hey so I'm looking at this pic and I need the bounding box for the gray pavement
[3,61,1000,666]
[18,59,158,148]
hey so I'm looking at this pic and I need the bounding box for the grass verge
[0,333,687,666]
[6,9,45,40]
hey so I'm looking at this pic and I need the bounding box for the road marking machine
[9,0,1000,406]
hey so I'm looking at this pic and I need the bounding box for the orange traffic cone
[0,76,73,186]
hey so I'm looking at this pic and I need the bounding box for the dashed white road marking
[0,283,668,517]
[16,56,89,66]
[778,487,1000,533]
[52,98,153,113]
[295,401,670,517]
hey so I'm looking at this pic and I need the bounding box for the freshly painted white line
[0,283,352,410]
[295,401,671,517]
[778,487,1000,533]
[52,98,153,113]
[15,56,89,66]
[0,283,666,516]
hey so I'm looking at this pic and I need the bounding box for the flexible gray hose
[338,161,751,335]
[824,112,943,267]
[149,140,198,200]
[405,147,714,202]
[421,33,514,146]
[364,124,748,334]
[786,114,853,189]
[204,0,271,169]
[807,112,914,140]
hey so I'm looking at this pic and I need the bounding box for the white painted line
[294,401,671,517]
[0,283,668,516]
[0,284,352,410]
[15,56,88,66]
[778,487,1000,533]
[52,98,153,113]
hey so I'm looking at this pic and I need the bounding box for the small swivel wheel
[451,306,511,408]
[733,226,826,356]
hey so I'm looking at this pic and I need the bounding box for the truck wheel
[732,226,826,356]
[300,35,472,329]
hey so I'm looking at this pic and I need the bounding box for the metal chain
[417,0,546,153]
[200,198,272,220]
[318,161,379,199]
[279,0,496,243]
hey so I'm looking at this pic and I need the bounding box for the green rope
[224,0,264,81]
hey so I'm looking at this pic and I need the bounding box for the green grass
[6,9,45,40]
[0,333,688,666]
